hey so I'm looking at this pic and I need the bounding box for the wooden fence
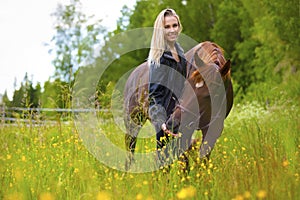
[0,105,109,125]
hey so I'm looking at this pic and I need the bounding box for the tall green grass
[1,98,298,200]
[1,73,299,199]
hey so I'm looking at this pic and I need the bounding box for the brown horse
[123,41,233,171]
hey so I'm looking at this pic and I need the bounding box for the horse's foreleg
[173,127,194,173]
[124,111,145,171]
[125,133,137,171]
[178,151,190,174]
[197,127,212,168]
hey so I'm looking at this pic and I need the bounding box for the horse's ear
[194,52,205,67]
[220,59,231,76]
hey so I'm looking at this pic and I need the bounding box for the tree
[48,0,105,84]
[179,0,220,42]
[1,91,10,107]
[210,0,242,58]
[11,84,25,108]
[47,0,106,109]
[41,79,68,109]
[31,82,42,108]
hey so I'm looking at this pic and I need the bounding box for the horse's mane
[198,41,226,67]
[191,41,231,81]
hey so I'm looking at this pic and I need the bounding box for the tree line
[1,0,299,115]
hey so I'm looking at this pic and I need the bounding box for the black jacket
[148,42,187,132]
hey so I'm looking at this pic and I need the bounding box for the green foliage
[245,70,300,107]
[41,79,71,109]
[1,91,11,107]
[127,0,163,29]
[3,0,299,119]
[97,81,115,109]
[97,0,299,100]
[9,73,41,108]
[210,0,242,58]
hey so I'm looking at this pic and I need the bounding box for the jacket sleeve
[148,62,168,130]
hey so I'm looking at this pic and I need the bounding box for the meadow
[1,88,299,199]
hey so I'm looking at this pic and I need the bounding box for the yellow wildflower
[234,194,244,200]
[282,160,289,167]
[7,154,12,160]
[256,190,267,199]
[96,191,111,200]
[21,156,26,162]
[143,180,148,185]
[136,193,143,200]
[176,186,196,199]
[74,168,79,173]
[39,192,55,200]
[243,191,251,199]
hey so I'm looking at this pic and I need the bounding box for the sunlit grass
[0,99,299,199]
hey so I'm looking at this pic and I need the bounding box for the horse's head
[166,41,232,133]
[188,46,231,126]
[191,41,231,85]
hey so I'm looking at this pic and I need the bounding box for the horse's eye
[214,61,220,66]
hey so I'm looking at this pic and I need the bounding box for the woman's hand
[161,123,180,137]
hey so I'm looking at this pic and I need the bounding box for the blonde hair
[148,8,182,66]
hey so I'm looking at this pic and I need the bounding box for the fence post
[1,103,4,125]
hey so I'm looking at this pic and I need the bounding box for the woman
[148,8,187,152]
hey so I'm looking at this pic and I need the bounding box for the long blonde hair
[148,8,182,66]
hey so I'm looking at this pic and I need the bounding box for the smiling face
[164,15,179,44]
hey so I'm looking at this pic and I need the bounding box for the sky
[0,0,136,100]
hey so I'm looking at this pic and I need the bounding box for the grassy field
[1,97,299,199]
